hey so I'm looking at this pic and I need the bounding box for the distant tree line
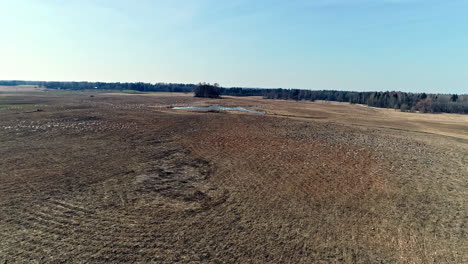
[0,80,265,96]
[0,80,196,93]
[1,80,466,114]
[219,87,264,96]
[262,89,468,114]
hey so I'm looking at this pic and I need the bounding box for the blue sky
[0,0,467,93]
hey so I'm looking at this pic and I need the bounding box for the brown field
[0,85,45,93]
[1,90,467,263]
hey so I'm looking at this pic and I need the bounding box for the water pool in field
[172,105,264,114]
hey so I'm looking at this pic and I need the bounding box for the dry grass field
[1,89,467,263]
[0,85,45,94]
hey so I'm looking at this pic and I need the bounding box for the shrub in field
[400,103,410,112]
[415,98,432,113]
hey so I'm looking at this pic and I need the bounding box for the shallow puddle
[172,105,264,114]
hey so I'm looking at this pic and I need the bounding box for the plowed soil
[1,90,467,263]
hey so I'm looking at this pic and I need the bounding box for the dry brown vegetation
[0,89,467,263]
[0,85,45,93]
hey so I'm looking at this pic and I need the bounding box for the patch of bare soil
[0,93,467,263]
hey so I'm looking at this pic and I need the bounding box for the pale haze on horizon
[0,0,467,94]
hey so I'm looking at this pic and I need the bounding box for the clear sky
[1,0,467,93]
